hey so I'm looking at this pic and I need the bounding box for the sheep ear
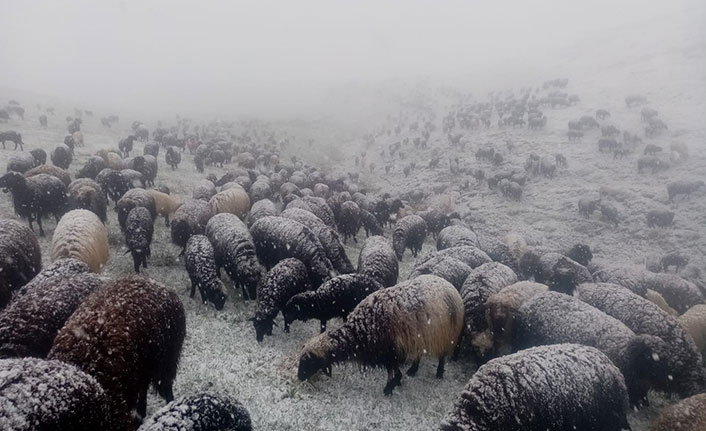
[323,365,332,377]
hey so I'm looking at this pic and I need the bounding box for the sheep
[417,208,452,240]
[679,304,706,357]
[653,393,706,431]
[519,251,592,293]
[127,155,158,187]
[5,153,35,173]
[0,220,41,309]
[592,265,649,296]
[600,202,620,226]
[578,195,600,217]
[576,282,706,398]
[119,135,136,157]
[647,209,675,228]
[67,178,107,223]
[416,246,492,271]
[205,213,264,300]
[51,144,73,170]
[48,276,186,429]
[641,272,704,314]
[251,216,334,288]
[96,169,140,206]
[185,235,227,310]
[0,172,68,236]
[409,254,471,291]
[0,273,103,358]
[165,146,181,170]
[646,289,679,316]
[249,178,272,202]
[638,156,669,174]
[138,393,252,431]
[0,130,24,150]
[514,290,671,405]
[302,195,336,228]
[668,180,705,202]
[171,199,213,254]
[29,148,47,166]
[96,149,125,170]
[72,130,84,147]
[51,209,109,273]
[439,344,631,431]
[475,234,522,273]
[247,198,277,227]
[357,235,398,287]
[337,200,362,244]
[297,275,463,395]
[359,208,383,236]
[124,207,154,273]
[436,225,477,250]
[392,214,427,260]
[0,358,109,431]
[281,208,354,274]
[24,164,71,186]
[252,258,310,341]
[143,141,159,157]
[284,274,383,333]
[192,179,217,201]
[117,188,158,231]
[22,258,90,289]
[209,186,251,219]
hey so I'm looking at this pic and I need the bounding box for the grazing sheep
[0,358,109,431]
[514,290,670,405]
[338,200,362,243]
[409,254,471,291]
[678,304,706,358]
[578,195,601,217]
[284,274,383,332]
[185,235,227,310]
[660,251,689,272]
[209,186,251,219]
[138,393,252,431]
[171,199,213,254]
[576,282,706,398]
[646,289,679,316]
[475,235,521,273]
[67,178,107,223]
[76,156,107,180]
[641,272,704,314]
[0,220,41,309]
[638,156,669,174]
[51,209,109,273]
[165,146,181,170]
[51,144,73,170]
[48,276,186,429]
[248,198,277,227]
[96,149,125,170]
[600,202,620,226]
[302,196,336,228]
[436,225,477,250]
[6,153,36,173]
[0,130,24,150]
[0,273,103,358]
[668,180,705,202]
[565,243,593,267]
[0,172,68,236]
[29,149,46,166]
[297,275,463,395]
[249,178,272,202]
[359,208,383,236]
[95,169,136,206]
[647,209,675,228]
[253,258,310,341]
[393,214,427,260]
[653,393,706,431]
[417,208,452,240]
[192,179,217,201]
[146,189,181,227]
[357,235,398,287]
[416,246,492,270]
[24,164,71,186]
[204,213,263,300]
[439,344,630,431]
[124,207,154,273]
[251,216,334,287]
[519,251,592,291]
[117,188,157,230]
[143,142,159,157]
[72,131,84,148]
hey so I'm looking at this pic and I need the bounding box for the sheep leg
[36,217,45,237]
[189,283,196,298]
[319,320,327,333]
[406,358,420,376]
[452,332,463,360]
[137,389,147,418]
[164,215,170,227]
[436,356,446,379]
[383,366,403,396]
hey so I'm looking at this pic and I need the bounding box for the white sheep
[209,186,250,219]
[51,209,109,273]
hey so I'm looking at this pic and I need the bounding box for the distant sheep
[51,209,109,273]
[6,153,36,173]
[641,272,704,313]
[393,214,427,260]
[302,196,337,228]
[0,220,41,309]
[0,131,24,150]
[297,275,463,395]
[253,258,310,341]
[0,172,68,236]
[170,199,213,254]
[138,393,252,431]
[185,235,227,310]
[668,180,705,202]
[165,146,181,170]
[117,188,157,231]
[24,164,72,186]
[338,200,362,243]
[125,207,154,273]
[51,144,73,170]
[439,344,630,431]
[48,276,186,429]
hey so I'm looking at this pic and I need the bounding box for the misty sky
[1,0,703,117]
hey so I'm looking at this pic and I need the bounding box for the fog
[1,0,703,118]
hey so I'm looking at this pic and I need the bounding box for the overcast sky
[0,0,702,117]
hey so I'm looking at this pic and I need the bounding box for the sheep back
[460,262,517,333]
[436,225,477,250]
[209,186,250,219]
[138,393,252,431]
[0,220,41,309]
[171,199,213,250]
[185,235,226,310]
[117,188,157,230]
[24,164,71,186]
[357,235,398,287]
[393,214,427,260]
[653,393,706,431]
[409,254,471,291]
[51,209,109,273]
[247,199,277,227]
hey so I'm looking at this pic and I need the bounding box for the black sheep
[436,225,477,250]
[125,206,154,273]
[357,235,399,287]
[247,199,277,227]
[253,258,310,341]
[417,208,452,240]
[48,276,186,430]
[409,254,471,291]
[116,188,157,231]
[143,141,159,157]
[119,135,136,157]
[29,148,46,165]
[170,199,213,254]
[337,201,362,244]
[0,172,68,236]
[6,153,36,173]
[77,156,107,180]
[51,144,73,170]
[185,234,227,310]
[0,130,24,150]
[165,146,181,170]
[392,214,427,260]
[139,393,252,431]
[0,220,41,309]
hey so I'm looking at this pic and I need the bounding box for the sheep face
[253,318,274,343]
[0,172,24,191]
[282,295,309,326]
[298,335,332,380]
[209,284,227,310]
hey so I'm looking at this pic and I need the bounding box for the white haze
[1,0,704,118]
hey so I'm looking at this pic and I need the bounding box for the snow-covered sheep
[360,208,384,236]
[679,304,706,358]
[165,146,181,170]
[281,208,354,274]
[502,231,527,262]
[417,208,452,240]
[592,265,649,296]
[393,214,427,260]
[0,273,103,358]
[249,178,272,203]
[460,262,518,334]
[565,243,593,267]
[51,144,73,169]
[251,216,334,287]
[357,235,398,287]
[6,153,36,173]
[514,290,670,405]
[577,282,706,398]
[247,198,277,227]
[439,344,630,431]
[0,358,109,431]
[170,199,213,254]
[185,235,227,310]
[24,164,71,186]
[147,189,182,227]
[253,258,310,341]
[209,186,250,219]
[21,258,89,289]
[138,393,252,431]
[96,149,125,171]
[409,254,471,291]
[302,195,336,228]
[416,246,492,270]
[297,275,463,395]
[0,172,68,236]
[641,272,704,314]
[205,213,264,300]
[124,206,154,273]
[653,392,706,431]
[436,225,477,251]
[48,276,186,429]
[337,200,362,243]
[192,179,217,201]
[116,188,157,231]
[646,289,679,316]
[29,149,46,166]
[0,220,41,309]
[67,178,107,223]
[284,274,383,333]
[519,251,592,293]
[51,209,109,273]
